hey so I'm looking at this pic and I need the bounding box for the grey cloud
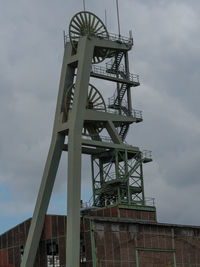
[1,0,200,233]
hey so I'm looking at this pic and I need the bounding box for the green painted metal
[21,135,65,267]
[66,36,94,267]
[91,156,96,206]
[88,26,153,210]
[171,228,177,267]
[82,139,140,150]
[136,247,176,267]
[106,121,122,144]
[20,43,75,267]
[69,11,109,64]
[91,148,151,208]
[83,108,138,123]
[134,225,139,267]
[125,52,133,113]
[136,248,175,253]
[90,220,97,267]
[90,69,139,86]
[136,249,139,267]
[140,160,145,205]
[137,246,176,266]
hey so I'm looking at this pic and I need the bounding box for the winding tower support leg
[20,44,74,267]
[21,37,94,267]
[21,134,64,267]
[66,37,94,267]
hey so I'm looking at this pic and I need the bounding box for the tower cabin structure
[20,11,155,267]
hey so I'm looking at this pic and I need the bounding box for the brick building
[0,204,200,266]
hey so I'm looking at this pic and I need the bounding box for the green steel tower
[20,11,154,267]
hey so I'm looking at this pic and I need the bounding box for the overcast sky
[1,0,200,234]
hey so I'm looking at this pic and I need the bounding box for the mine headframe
[20,10,152,267]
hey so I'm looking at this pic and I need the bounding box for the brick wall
[0,216,67,267]
[1,210,200,267]
[88,218,200,267]
[84,205,156,222]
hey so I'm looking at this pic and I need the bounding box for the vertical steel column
[171,228,177,267]
[125,52,132,113]
[66,37,94,267]
[115,150,119,180]
[116,0,121,37]
[99,159,104,185]
[125,150,130,204]
[134,226,139,267]
[90,220,97,267]
[140,153,145,205]
[91,156,96,206]
[115,150,120,203]
[115,53,122,115]
[99,159,104,205]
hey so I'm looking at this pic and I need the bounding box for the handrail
[145,197,156,206]
[103,32,133,45]
[142,150,152,160]
[91,65,139,84]
[107,99,143,120]
[81,196,155,209]
[82,134,128,144]
[108,98,128,107]
[81,195,94,209]
[106,62,125,72]
[64,32,133,46]
[67,100,142,120]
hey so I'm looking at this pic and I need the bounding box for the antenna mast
[83,0,86,11]
[105,9,107,28]
[116,0,121,37]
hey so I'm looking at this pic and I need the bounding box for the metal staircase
[118,123,129,140]
[107,53,128,140]
[105,50,141,141]
[108,52,124,72]
[107,53,129,108]
[115,83,130,106]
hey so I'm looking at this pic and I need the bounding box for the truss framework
[91,149,146,207]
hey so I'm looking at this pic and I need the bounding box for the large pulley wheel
[64,83,107,136]
[69,11,109,64]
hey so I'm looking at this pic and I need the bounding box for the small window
[20,245,24,261]
[46,240,60,267]
[80,233,86,263]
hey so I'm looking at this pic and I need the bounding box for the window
[46,240,60,267]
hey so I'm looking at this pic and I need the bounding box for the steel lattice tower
[20,11,153,267]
